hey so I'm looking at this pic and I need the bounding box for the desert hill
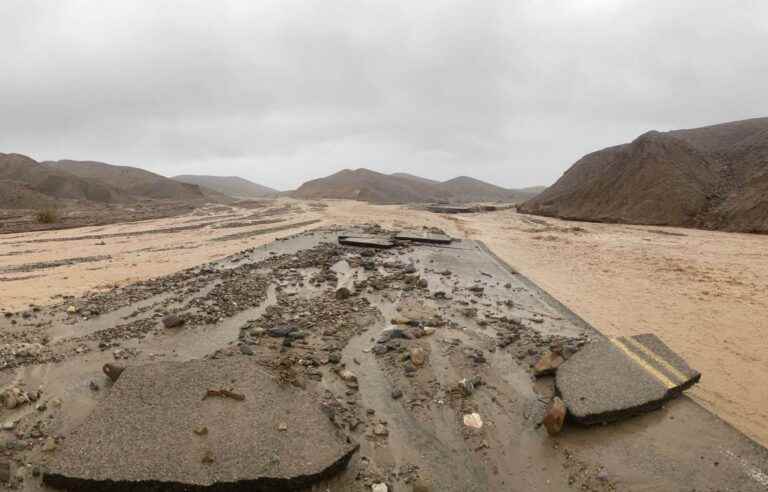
[49,160,212,201]
[520,118,768,232]
[0,153,126,206]
[0,153,233,209]
[293,168,540,204]
[172,175,278,199]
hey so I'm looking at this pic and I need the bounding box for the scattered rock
[278,422,288,432]
[458,375,483,396]
[391,388,403,400]
[410,347,427,367]
[102,363,125,383]
[542,397,566,436]
[193,426,208,436]
[66,305,78,314]
[42,437,57,452]
[533,350,565,377]
[372,483,388,492]
[162,314,185,328]
[201,450,214,464]
[89,381,100,392]
[267,325,296,338]
[373,423,389,436]
[239,344,254,356]
[463,413,483,429]
[338,369,358,384]
[335,287,352,300]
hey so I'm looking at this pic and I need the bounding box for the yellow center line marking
[609,338,676,390]
[622,336,689,384]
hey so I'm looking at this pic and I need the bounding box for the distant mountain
[292,168,541,204]
[439,176,536,202]
[0,153,232,209]
[48,160,212,201]
[520,117,768,233]
[172,175,278,199]
[1,153,126,207]
[390,172,441,186]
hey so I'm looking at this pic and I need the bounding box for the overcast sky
[1,1,766,190]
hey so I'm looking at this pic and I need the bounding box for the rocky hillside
[0,153,231,209]
[49,160,212,201]
[520,118,768,233]
[293,168,540,204]
[172,175,278,198]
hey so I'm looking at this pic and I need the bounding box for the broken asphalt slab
[43,356,357,491]
[393,231,453,244]
[556,334,701,425]
[337,234,395,249]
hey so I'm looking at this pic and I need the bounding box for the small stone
[372,483,388,492]
[103,363,125,383]
[335,287,352,300]
[42,437,57,452]
[162,314,184,328]
[372,344,389,355]
[463,412,483,429]
[328,352,342,364]
[543,397,567,436]
[193,426,208,436]
[278,422,288,431]
[339,369,358,383]
[410,347,427,367]
[2,393,18,410]
[373,423,389,436]
[201,450,214,464]
[533,351,565,377]
[89,380,100,392]
[423,327,436,336]
[391,388,403,400]
[66,305,78,314]
[1,421,15,431]
[266,326,295,338]
[239,344,254,356]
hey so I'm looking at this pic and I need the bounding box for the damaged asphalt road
[0,226,766,491]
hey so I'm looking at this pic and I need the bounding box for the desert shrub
[35,208,58,224]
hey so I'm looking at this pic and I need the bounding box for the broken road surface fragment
[338,234,395,249]
[43,357,357,491]
[393,231,453,244]
[556,334,700,425]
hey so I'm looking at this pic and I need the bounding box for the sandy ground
[1,198,767,449]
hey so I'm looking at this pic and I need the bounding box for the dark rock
[267,325,296,338]
[335,287,352,300]
[162,314,184,329]
[102,363,125,383]
[372,344,389,355]
[391,388,403,400]
[239,345,254,356]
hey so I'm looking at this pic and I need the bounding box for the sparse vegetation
[35,208,59,224]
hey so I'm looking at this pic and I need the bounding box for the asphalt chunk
[556,334,701,425]
[44,357,357,491]
[393,232,453,244]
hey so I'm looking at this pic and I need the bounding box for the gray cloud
[1,0,767,189]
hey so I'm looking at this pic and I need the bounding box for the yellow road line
[622,336,689,384]
[609,338,676,389]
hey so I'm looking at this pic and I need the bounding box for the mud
[0,225,766,491]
